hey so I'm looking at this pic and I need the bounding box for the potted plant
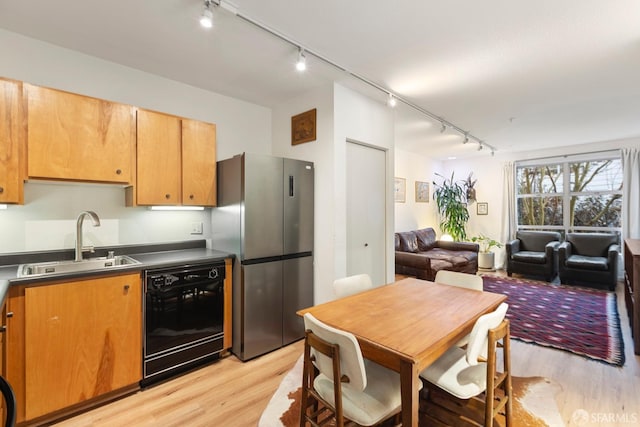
[471,234,502,270]
[432,172,470,241]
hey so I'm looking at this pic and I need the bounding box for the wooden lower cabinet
[625,239,640,354]
[6,273,142,424]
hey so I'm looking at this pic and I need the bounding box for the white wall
[334,84,395,291]
[272,83,395,304]
[272,83,335,305]
[0,29,272,253]
[394,149,440,232]
[441,136,640,267]
[394,131,639,270]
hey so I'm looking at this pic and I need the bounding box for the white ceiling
[1,0,639,159]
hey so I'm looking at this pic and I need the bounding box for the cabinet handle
[124,284,130,291]
[165,194,171,199]
[6,312,13,318]
[0,326,5,333]
[189,194,194,200]
[0,186,3,194]
[116,169,122,175]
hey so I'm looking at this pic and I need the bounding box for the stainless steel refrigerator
[211,153,314,361]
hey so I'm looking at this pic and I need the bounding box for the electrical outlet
[190,222,203,235]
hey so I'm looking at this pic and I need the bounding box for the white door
[346,141,386,285]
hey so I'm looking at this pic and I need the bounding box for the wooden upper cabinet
[134,110,217,206]
[25,84,135,184]
[136,109,182,205]
[182,119,216,206]
[0,78,24,204]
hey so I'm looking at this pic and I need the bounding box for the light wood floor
[55,276,640,427]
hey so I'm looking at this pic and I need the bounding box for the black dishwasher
[142,262,225,386]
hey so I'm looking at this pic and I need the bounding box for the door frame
[345,138,390,285]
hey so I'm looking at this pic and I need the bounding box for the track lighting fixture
[199,0,214,28]
[296,48,307,72]
[193,1,497,156]
[387,93,397,108]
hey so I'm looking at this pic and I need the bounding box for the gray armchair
[558,233,619,290]
[506,231,561,281]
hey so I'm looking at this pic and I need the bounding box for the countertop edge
[0,247,234,291]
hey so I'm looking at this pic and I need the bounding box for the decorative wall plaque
[291,108,317,145]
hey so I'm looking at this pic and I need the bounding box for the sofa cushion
[567,233,618,257]
[397,231,419,253]
[429,259,454,273]
[422,249,476,267]
[566,255,609,271]
[414,228,437,251]
[512,251,547,264]
[394,233,401,251]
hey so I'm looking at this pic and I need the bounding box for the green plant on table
[470,235,502,253]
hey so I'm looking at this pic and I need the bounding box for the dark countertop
[0,241,234,300]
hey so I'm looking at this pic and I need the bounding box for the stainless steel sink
[17,255,141,278]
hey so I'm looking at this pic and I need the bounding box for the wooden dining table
[297,277,507,427]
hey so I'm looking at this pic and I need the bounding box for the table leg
[400,359,419,427]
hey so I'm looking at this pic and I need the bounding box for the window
[516,153,622,234]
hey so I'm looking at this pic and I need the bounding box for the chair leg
[503,324,513,427]
[486,320,512,427]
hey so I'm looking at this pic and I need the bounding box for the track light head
[440,123,447,133]
[387,93,397,108]
[296,48,307,71]
[478,143,484,151]
[199,0,214,28]
[462,133,469,144]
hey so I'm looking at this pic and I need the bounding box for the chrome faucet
[75,211,101,262]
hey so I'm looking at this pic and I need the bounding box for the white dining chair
[434,270,483,291]
[332,273,373,299]
[419,302,512,427]
[300,313,419,427]
[434,270,484,347]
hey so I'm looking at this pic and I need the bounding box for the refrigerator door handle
[289,175,294,197]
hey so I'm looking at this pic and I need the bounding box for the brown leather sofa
[395,227,479,281]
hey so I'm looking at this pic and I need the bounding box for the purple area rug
[481,274,625,366]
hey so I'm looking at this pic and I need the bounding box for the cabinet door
[26,84,135,183]
[0,79,24,204]
[24,274,141,420]
[136,109,181,205]
[182,119,216,206]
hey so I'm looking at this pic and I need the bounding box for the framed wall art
[477,202,488,215]
[394,177,406,203]
[415,181,429,203]
[291,108,317,145]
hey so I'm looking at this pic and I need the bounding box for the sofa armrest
[395,251,432,269]
[545,240,560,258]
[558,241,571,265]
[608,244,620,268]
[505,239,520,257]
[436,241,479,253]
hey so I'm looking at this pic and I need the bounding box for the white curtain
[622,147,640,239]
[499,162,516,269]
